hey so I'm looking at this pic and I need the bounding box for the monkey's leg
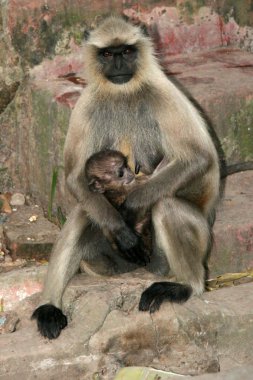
[32,205,90,339]
[79,227,142,276]
[139,198,210,313]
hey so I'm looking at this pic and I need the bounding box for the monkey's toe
[32,304,67,339]
[139,281,193,312]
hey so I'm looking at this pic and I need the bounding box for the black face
[98,44,138,84]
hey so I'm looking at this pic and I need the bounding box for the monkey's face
[87,154,136,194]
[97,45,138,85]
[101,157,135,191]
[84,16,156,93]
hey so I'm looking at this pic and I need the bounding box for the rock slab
[0,269,253,379]
[210,171,253,276]
[3,205,59,260]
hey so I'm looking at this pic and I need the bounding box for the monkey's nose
[114,55,122,70]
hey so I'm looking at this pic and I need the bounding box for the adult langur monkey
[32,15,220,339]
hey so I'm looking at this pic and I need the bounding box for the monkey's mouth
[108,75,133,84]
[124,177,135,186]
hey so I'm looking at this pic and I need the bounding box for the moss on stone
[184,1,194,15]
[32,90,69,160]
[11,6,87,65]
[215,0,253,26]
[0,7,3,34]
[0,81,20,114]
[196,0,206,7]
[178,0,207,23]
[0,167,13,192]
[222,99,253,161]
[30,89,69,200]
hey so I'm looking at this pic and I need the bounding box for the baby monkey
[85,150,153,265]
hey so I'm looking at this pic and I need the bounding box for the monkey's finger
[115,226,139,251]
[120,248,145,265]
[119,245,148,266]
[139,290,153,311]
[138,242,151,263]
[149,296,165,313]
[139,282,193,312]
[32,304,67,340]
[118,203,136,225]
[119,249,137,263]
[131,247,150,265]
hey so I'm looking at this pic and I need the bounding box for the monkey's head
[85,150,135,194]
[84,16,158,94]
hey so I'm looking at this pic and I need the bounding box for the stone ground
[0,170,253,379]
[0,3,253,378]
[1,271,253,379]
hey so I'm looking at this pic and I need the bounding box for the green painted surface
[114,367,185,380]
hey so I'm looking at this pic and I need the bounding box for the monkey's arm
[65,138,148,264]
[64,98,138,248]
[67,169,143,250]
[123,151,213,210]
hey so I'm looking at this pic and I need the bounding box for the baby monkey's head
[85,150,135,194]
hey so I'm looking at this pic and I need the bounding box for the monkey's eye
[118,169,124,178]
[123,48,133,56]
[102,50,113,58]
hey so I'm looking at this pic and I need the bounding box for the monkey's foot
[139,281,192,313]
[31,304,67,339]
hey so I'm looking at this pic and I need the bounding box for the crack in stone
[150,313,162,357]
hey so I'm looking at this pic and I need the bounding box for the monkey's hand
[118,202,137,226]
[32,304,67,339]
[114,225,149,265]
[123,183,151,211]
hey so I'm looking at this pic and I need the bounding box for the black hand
[139,282,192,313]
[114,225,138,251]
[118,202,137,227]
[114,226,150,265]
[32,304,67,339]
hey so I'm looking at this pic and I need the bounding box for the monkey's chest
[88,101,164,174]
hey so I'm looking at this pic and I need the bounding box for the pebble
[10,193,25,207]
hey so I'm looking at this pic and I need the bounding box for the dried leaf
[207,270,253,291]
[0,194,12,213]
[216,272,249,282]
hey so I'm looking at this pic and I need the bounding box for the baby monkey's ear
[84,30,90,41]
[88,179,105,193]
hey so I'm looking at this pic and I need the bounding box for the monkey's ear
[84,30,90,41]
[88,179,105,193]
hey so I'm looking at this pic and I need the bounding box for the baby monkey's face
[101,156,135,192]
[86,150,136,194]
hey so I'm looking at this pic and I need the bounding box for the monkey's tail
[221,161,253,178]
[139,281,192,313]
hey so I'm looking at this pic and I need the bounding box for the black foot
[139,281,192,313]
[31,304,67,339]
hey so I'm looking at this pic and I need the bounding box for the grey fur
[33,16,220,338]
